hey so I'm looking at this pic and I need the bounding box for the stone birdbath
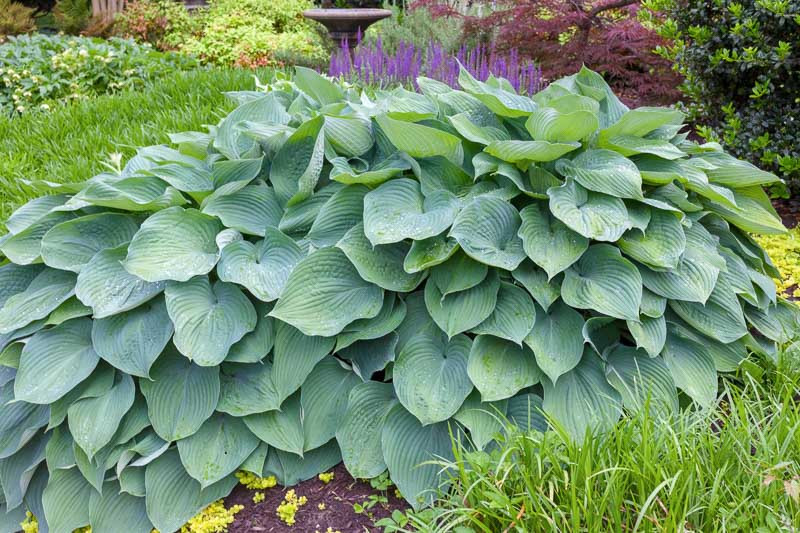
[303,7,392,52]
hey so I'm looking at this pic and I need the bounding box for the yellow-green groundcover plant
[0,66,797,533]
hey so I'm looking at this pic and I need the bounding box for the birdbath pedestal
[303,8,392,52]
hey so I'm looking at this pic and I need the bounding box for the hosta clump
[0,66,797,531]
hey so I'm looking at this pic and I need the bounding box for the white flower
[40,103,50,111]
[16,106,24,113]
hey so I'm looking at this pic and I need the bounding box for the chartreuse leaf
[324,115,373,157]
[381,404,454,509]
[269,115,325,206]
[453,390,507,450]
[89,480,153,533]
[542,350,622,442]
[525,98,599,143]
[518,201,588,279]
[201,184,283,237]
[68,372,135,460]
[122,207,222,283]
[301,358,361,451]
[450,196,526,270]
[363,178,460,245]
[337,223,425,292]
[145,449,237,533]
[336,381,398,479]
[394,333,472,425]
[548,178,630,242]
[165,277,257,366]
[177,413,259,488]
[472,282,536,345]
[294,66,344,104]
[139,348,220,442]
[524,300,585,384]
[217,228,304,302]
[561,245,642,321]
[40,213,140,273]
[42,467,94,533]
[661,332,718,408]
[467,335,542,401]
[457,65,536,117]
[485,140,580,164]
[271,248,384,337]
[425,270,500,338]
[376,114,463,165]
[604,345,678,415]
[448,112,510,145]
[15,318,99,404]
[0,268,76,334]
[403,235,459,274]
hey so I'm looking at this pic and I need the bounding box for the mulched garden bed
[225,463,409,532]
[772,198,800,229]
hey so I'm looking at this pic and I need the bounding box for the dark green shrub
[643,0,800,193]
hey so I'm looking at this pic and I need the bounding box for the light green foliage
[0,65,794,531]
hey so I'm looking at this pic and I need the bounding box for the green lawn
[0,67,271,222]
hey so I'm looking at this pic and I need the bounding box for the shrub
[642,0,800,195]
[0,66,795,530]
[113,0,196,50]
[53,0,91,34]
[0,0,36,39]
[0,33,197,116]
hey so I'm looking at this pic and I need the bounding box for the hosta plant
[0,66,797,532]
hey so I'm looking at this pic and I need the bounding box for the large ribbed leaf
[269,115,325,206]
[448,113,510,145]
[271,248,384,337]
[300,358,361,451]
[15,318,99,404]
[0,264,43,309]
[217,361,280,416]
[363,178,460,246]
[89,480,152,533]
[471,282,536,345]
[668,276,747,343]
[429,251,487,299]
[294,66,344,105]
[5,194,69,235]
[708,186,785,234]
[336,293,406,351]
[556,149,644,199]
[745,299,800,344]
[453,390,507,449]
[336,381,398,479]
[337,223,425,292]
[165,277,257,366]
[201,184,283,236]
[0,431,47,512]
[467,335,541,401]
[542,351,622,442]
[699,152,780,188]
[243,393,303,456]
[457,66,536,117]
[324,115,373,157]
[394,333,472,425]
[0,211,76,265]
[506,392,547,433]
[485,140,580,163]
[0,268,75,335]
[263,440,341,486]
[627,315,666,357]
[0,382,49,459]
[604,345,678,415]
[68,372,134,460]
[278,182,343,236]
[425,270,500,338]
[272,321,334,403]
[403,235,459,274]
[122,207,222,283]
[618,209,685,269]
[177,413,259,488]
[511,262,561,311]
[524,300,585,384]
[525,102,599,143]
[381,405,454,509]
[548,179,630,242]
[561,245,642,320]
[449,196,526,270]
[217,228,304,302]
[338,333,397,381]
[329,153,411,187]
[225,303,274,363]
[40,213,139,273]
[305,185,368,249]
[139,349,219,441]
[145,449,237,533]
[42,467,93,533]
[661,332,717,408]
[91,297,173,378]
[518,201,588,279]
[376,114,463,164]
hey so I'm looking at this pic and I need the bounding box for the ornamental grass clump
[0,65,797,532]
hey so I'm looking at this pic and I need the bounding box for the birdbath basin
[303,8,392,50]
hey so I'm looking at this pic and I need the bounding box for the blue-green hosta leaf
[449,196,526,270]
[468,335,542,402]
[448,112,510,145]
[305,185,368,249]
[745,299,800,344]
[0,382,49,459]
[363,178,460,246]
[165,277,256,366]
[472,282,536,345]
[506,393,547,433]
[75,176,186,212]
[336,293,406,351]
[416,156,472,197]
[15,318,98,404]
[47,364,115,431]
[217,361,280,416]
[40,213,140,273]
[376,114,463,165]
[225,303,274,363]
[91,297,172,378]
[457,66,536,117]
[394,333,472,425]
[45,296,92,326]
[511,262,561,311]
[425,270,500,338]
[604,345,678,415]
[525,106,599,143]
[518,201,588,279]
[336,381,398,479]
[75,245,165,319]
[485,140,580,163]
[0,268,75,334]
[145,449,237,533]
[617,209,685,269]
[278,183,343,236]
[270,247,384,337]
[337,223,425,292]
[641,289,667,318]
[429,250,487,299]
[453,390,507,449]
[381,404,454,509]
[294,66,344,105]
[5,194,70,234]
[668,275,747,343]
[273,321,334,403]
[698,151,780,188]
[524,300,585,384]
[324,115,373,157]
[0,211,76,265]
[329,153,411,187]
[270,115,325,206]
[667,320,747,373]
[556,149,644,200]
[145,163,213,201]
[217,228,304,302]
[263,440,341,487]
[243,393,304,456]
[139,348,220,441]
[42,467,93,533]
[68,372,135,460]
[403,235,459,274]
[627,315,666,357]
[0,263,43,309]
[0,431,47,512]
[201,184,283,237]
[548,179,630,242]
[561,244,642,321]
[122,207,222,283]
[542,350,622,442]
[638,251,720,305]
[338,333,398,381]
[45,425,75,472]
[707,186,786,235]
[661,332,717,408]
[582,316,620,356]
[89,480,153,533]
[301,357,361,451]
[177,413,259,488]
[214,92,289,160]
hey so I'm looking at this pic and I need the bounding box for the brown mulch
[225,463,409,533]
[772,197,800,229]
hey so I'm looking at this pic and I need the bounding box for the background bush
[643,0,800,195]
[0,0,37,38]
[0,33,196,116]
[113,0,195,50]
